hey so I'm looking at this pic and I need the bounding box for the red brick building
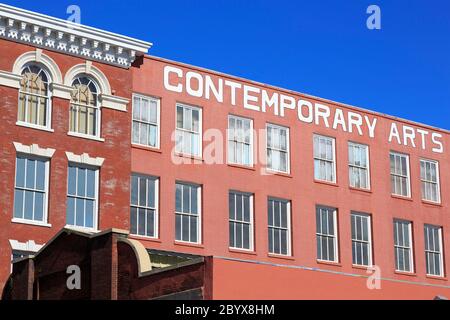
[1,4,449,299]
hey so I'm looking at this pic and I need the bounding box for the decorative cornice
[0,4,152,68]
[13,142,56,158]
[66,151,105,167]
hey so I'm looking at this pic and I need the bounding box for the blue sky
[4,0,450,130]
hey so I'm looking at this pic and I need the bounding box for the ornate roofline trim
[0,4,152,68]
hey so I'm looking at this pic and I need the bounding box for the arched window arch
[18,64,51,127]
[69,76,100,137]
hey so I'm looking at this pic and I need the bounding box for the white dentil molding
[0,4,152,68]
[66,151,105,167]
[13,142,56,158]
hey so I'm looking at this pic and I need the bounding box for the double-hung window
[420,159,440,203]
[390,152,410,197]
[348,142,370,189]
[266,124,290,173]
[393,219,414,273]
[316,206,338,262]
[130,174,158,238]
[18,65,51,128]
[69,77,100,138]
[229,191,253,251]
[351,212,372,266]
[314,135,336,183]
[132,94,160,148]
[175,103,202,157]
[13,156,49,224]
[268,198,291,256]
[228,115,253,166]
[175,182,201,243]
[66,164,99,230]
[424,225,444,277]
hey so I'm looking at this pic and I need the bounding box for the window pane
[190,186,198,214]
[14,190,24,219]
[86,169,95,198]
[34,192,44,221]
[131,175,139,205]
[77,168,86,197]
[130,207,137,235]
[25,159,36,189]
[183,185,191,214]
[35,160,46,191]
[139,177,147,207]
[85,200,94,228]
[66,197,75,226]
[175,184,182,212]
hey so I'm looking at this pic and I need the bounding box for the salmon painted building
[0,3,449,300]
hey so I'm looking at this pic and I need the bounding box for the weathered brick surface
[0,38,133,291]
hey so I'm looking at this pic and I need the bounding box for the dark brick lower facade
[2,228,211,300]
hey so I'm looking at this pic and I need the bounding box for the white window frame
[17,64,53,131]
[314,134,337,183]
[348,142,371,190]
[266,123,290,174]
[175,182,202,244]
[175,103,203,158]
[227,115,254,167]
[68,76,102,140]
[130,174,159,239]
[268,198,292,256]
[393,219,415,273]
[12,154,50,226]
[131,94,161,149]
[350,212,373,267]
[316,206,339,263]
[65,163,100,231]
[390,151,411,198]
[420,159,441,204]
[424,224,445,277]
[229,191,254,252]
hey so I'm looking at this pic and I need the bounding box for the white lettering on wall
[163,65,445,154]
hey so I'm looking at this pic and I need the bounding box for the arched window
[18,65,51,127]
[70,76,100,137]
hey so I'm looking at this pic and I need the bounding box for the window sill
[426,274,447,281]
[316,260,342,267]
[227,163,256,171]
[264,169,292,178]
[130,235,162,243]
[352,264,372,271]
[421,200,442,207]
[132,144,162,153]
[268,253,295,261]
[394,270,417,277]
[349,187,372,194]
[11,218,52,228]
[174,241,204,249]
[173,153,203,163]
[391,194,413,202]
[314,179,339,187]
[68,132,105,142]
[64,225,99,233]
[229,248,257,255]
[16,122,54,133]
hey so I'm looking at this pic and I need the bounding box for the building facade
[1,4,449,299]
